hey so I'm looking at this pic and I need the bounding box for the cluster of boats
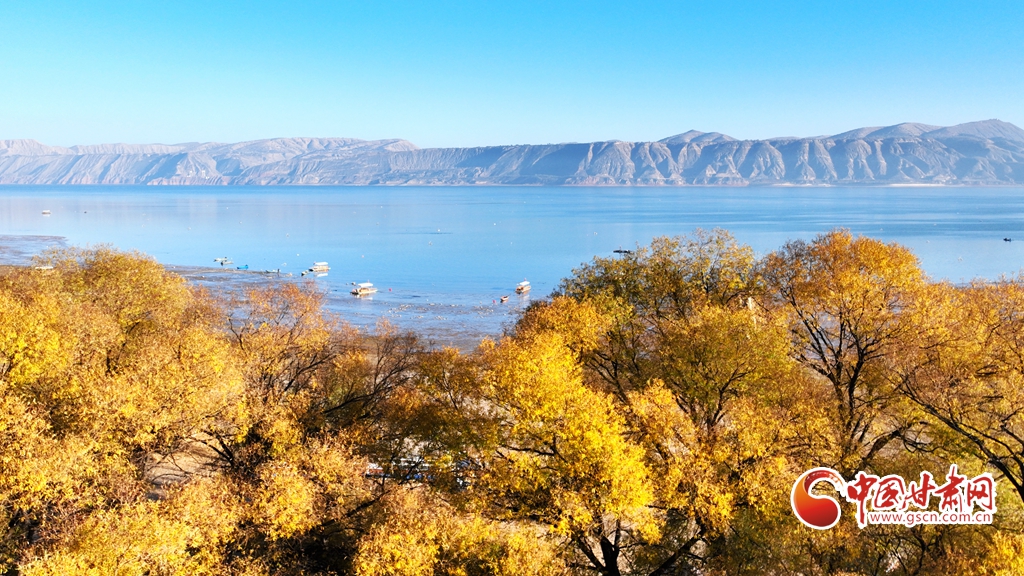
[497,280,530,303]
[213,257,530,301]
[215,257,285,274]
[348,277,530,300]
[301,262,330,277]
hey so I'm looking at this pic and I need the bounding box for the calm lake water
[2,185,1023,346]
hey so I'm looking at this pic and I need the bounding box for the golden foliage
[478,327,656,538]
[354,489,564,576]
[2,236,1023,575]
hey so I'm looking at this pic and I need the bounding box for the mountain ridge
[2,120,1023,186]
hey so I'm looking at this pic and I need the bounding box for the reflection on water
[2,185,1023,345]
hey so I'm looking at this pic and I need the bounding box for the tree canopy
[1,233,1023,575]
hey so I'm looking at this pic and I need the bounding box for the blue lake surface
[2,185,1024,345]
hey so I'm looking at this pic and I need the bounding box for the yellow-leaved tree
[546,230,830,574]
[5,236,1024,575]
[0,248,244,572]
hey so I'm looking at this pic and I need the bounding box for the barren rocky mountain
[2,120,1023,186]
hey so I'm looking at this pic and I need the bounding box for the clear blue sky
[1,1,1021,147]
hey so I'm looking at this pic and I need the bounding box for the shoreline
[0,235,511,350]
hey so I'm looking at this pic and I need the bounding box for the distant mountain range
[2,120,1023,186]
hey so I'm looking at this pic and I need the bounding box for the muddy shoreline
[0,235,517,349]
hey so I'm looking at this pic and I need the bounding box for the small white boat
[41,210,51,215]
[303,262,330,276]
[515,280,531,294]
[500,295,509,303]
[352,282,378,296]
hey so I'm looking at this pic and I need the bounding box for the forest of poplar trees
[1,229,1023,575]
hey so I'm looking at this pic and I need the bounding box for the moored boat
[515,280,531,294]
[303,261,330,276]
[352,282,378,296]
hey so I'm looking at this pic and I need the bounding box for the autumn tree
[896,279,1024,506]
[6,237,1024,575]
[0,248,244,571]
[352,488,566,576]
[556,229,758,397]
[757,230,1024,575]
[467,231,828,574]
[759,229,933,474]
